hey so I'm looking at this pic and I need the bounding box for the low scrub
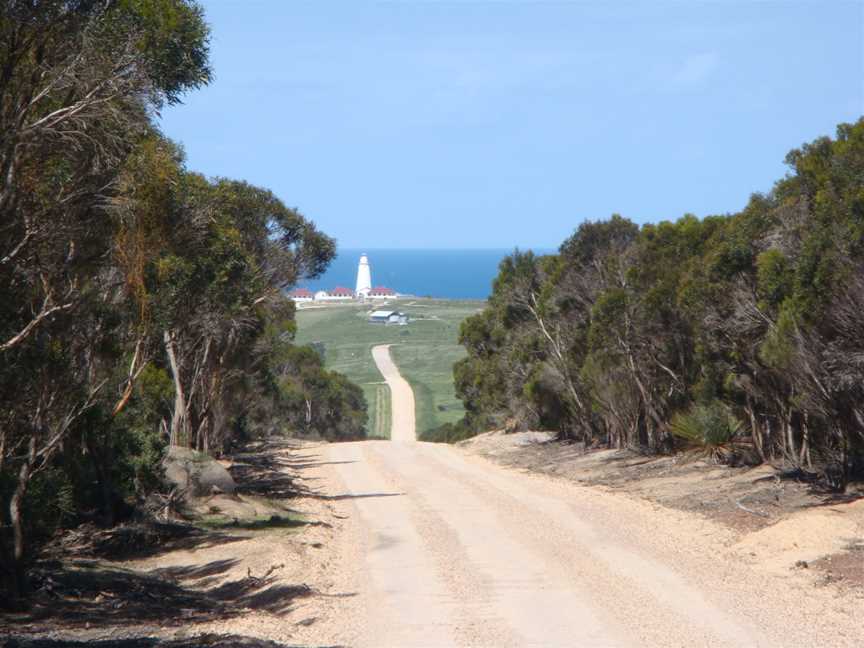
[671,403,742,464]
[420,420,477,444]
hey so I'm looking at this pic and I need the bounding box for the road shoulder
[459,430,864,590]
[3,438,362,647]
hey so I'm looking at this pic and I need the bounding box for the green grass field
[294,299,483,438]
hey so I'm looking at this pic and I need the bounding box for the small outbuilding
[369,310,395,323]
[369,310,409,325]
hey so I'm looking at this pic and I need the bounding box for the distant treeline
[0,1,364,601]
[438,120,864,491]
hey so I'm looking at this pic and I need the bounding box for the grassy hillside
[294,299,483,438]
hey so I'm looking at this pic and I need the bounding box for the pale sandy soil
[7,347,863,647]
[324,348,864,646]
[120,445,366,648]
[10,439,864,647]
[460,430,864,580]
[2,440,366,647]
[323,440,864,647]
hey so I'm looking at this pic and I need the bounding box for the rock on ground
[163,447,236,497]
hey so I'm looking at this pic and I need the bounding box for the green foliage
[112,365,175,495]
[558,214,639,268]
[10,468,78,563]
[758,304,798,370]
[0,0,352,598]
[277,344,368,441]
[670,402,742,463]
[587,289,627,350]
[756,250,791,307]
[420,419,476,444]
[112,0,212,103]
[450,119,864,480]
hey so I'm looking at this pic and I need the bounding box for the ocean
[297,248,553,300]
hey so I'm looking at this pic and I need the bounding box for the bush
[420,420,476,444]
[671,402,742,463]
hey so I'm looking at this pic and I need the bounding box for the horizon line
[332,246,558,251]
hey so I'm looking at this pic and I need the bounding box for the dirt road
[372,344,416,442]
[13,348,856,646]
[322,346,861,647]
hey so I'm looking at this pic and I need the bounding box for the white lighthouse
[355,253,372,298]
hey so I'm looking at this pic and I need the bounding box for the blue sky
[160,1,864,249]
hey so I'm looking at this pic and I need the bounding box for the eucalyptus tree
[0,0,210,597]
[152,175,335,452]
[450,119,864,490]
[277,345,367,441]
[0,1,354,605]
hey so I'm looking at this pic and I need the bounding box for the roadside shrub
[420,419,475,444]
[671,402,743,464]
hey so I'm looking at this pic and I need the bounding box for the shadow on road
[2,634,347,647]
[313,492,404,501]
[44,520,247,563]
[2,438,357,641]
[5,557,316,634]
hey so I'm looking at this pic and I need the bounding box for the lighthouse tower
[355,253,372,298]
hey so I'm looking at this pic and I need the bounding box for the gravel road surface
[323,345,861,647]
[372,344,416,442]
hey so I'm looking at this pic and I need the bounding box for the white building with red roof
[330,286,355,299]
[368,286,396,299]
[288,288,314,303]
[294,255,398,304]
[314,286,355,301]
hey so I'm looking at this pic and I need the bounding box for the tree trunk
[526,295,586,428]
[627,351,665,450]
[86,434,115,526]
[799,413,812,470]
[765,416,775,460]
[194,418,209,454]
[745,397,767,462]
[7,436,36,598]
[785,407,797,464]
[164,330,187,447]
